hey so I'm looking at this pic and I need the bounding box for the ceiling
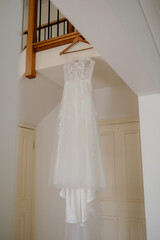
[52,0,160,95]
[138,0,160,55]
[39,57,124,89]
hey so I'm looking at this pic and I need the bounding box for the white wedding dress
[49,58,107,240]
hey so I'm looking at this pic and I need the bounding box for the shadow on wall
[18,73,63,125]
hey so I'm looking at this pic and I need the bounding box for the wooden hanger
[59,36,93,55]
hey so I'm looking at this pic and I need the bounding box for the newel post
[68,22,74,33]
[25,0,38,79]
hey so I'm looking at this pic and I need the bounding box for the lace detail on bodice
[63,58,95,82]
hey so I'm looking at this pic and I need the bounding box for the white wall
[0,1,21,239]
[35,85,138,240]
[95,85,139,120]
[18,73,62,125]
[139,94,160,240]
[36,106,65,240]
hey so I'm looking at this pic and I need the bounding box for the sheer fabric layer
[60,188,95,225]
[64,193,102,240]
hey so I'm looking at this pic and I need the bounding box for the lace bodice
[63,58,95,82]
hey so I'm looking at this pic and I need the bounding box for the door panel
[103,217,118,240]
[100,132,116,201]
[100,121,146,240]
[15,127,35,240]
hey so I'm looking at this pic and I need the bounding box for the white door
[100,120,146,240]
[15,127,35,240]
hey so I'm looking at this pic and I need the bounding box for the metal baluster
[48,0,50,39]
[57,9,59,37]
[67,20,69,34]
[44,27,46,40]
[51,25,52,38]
[38,0,42,42]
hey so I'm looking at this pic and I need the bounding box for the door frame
[99,117,139,126]
[15,123,36,240]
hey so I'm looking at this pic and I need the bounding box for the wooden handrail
[25,0,75,79]
[33,32,81,52]
[23,17,67,35]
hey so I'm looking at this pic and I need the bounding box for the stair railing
[24,0,78,79]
